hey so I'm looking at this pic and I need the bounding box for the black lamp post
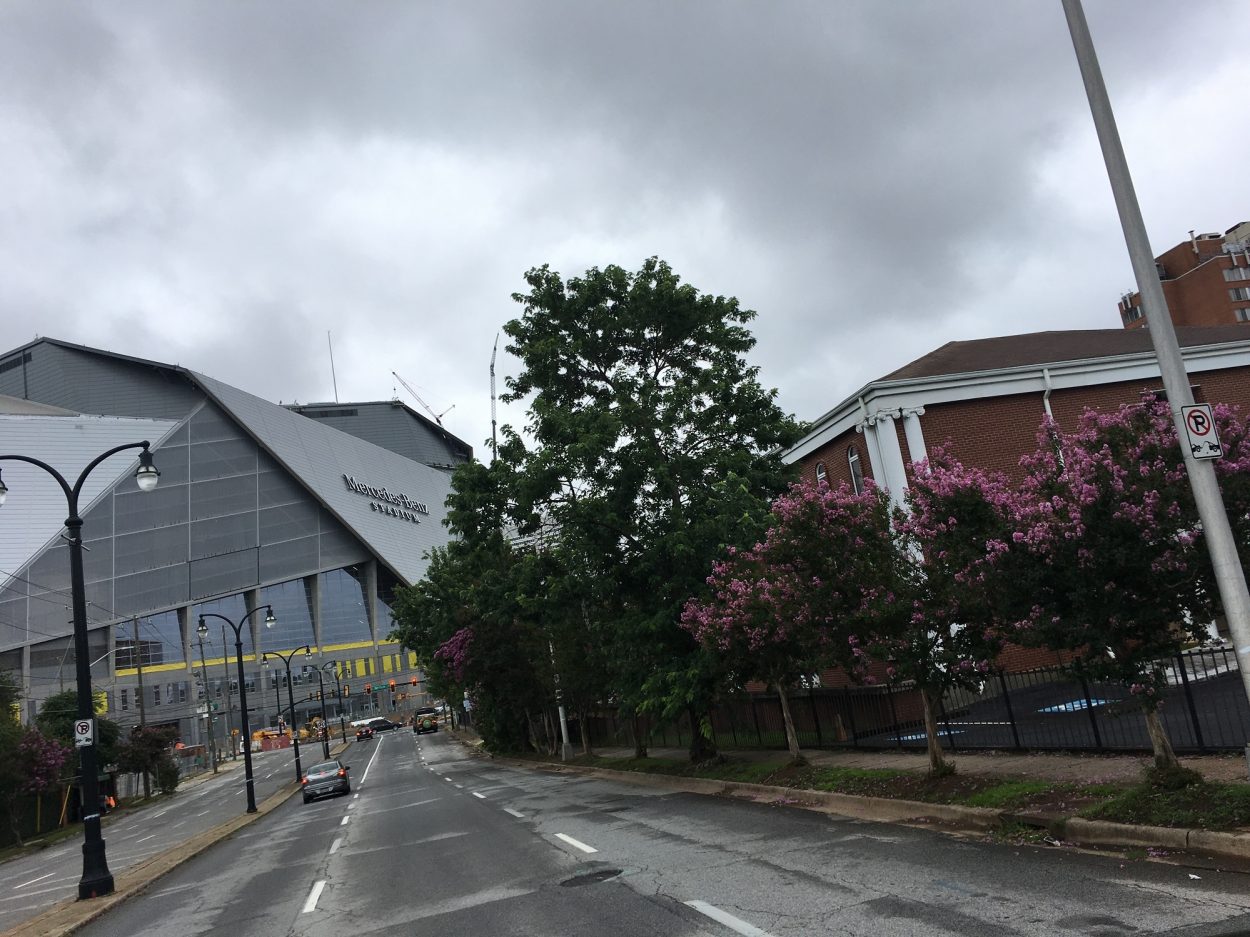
[0,442,160,900]
[197,606,273,814]
[323,661,348,748]
[310,666,332,759]
[262,645,310,782]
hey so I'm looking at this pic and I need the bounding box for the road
[71,730,1250,936]
[0,744,307,931]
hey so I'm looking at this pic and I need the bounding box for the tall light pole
[322,661,348,746]
[1061,0,1250,726]
[0,442,160,900]
[263,645,311,782]
[197,606,275,814]
[193,629,218,774]
[310,667,331,759]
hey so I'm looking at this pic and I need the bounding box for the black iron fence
[580,645,1250,756]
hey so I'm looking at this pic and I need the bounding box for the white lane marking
[504,808,525,819]
[135,834,156,844]
[454,784,463,789]
[340,816,350,826]
[443,777,453,783]
[13,872,54,889]
[354,794,359,800]
[329,838,343,855]
[359,736,384,785]
[472,792,486,799]
[554,833,597,854]
[302,880,327,914]
[685,901,778,937]
[195,810,209,817]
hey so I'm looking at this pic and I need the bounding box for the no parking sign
[73,718,95,748]
[1181,404,1223,460]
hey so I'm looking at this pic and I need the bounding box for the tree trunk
[775,682,806,765]
[687,705,717,763]
[920,685,947,775]
[1144,706,1179,770]
[579,709,592,756]
[142,770,151,800]
[525,710,540,752]
[632,713,647,759]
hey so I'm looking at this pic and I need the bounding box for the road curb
[0,741,352,937]
[473,746,1250,864]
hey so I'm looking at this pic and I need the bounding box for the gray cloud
[0,2,1245,452]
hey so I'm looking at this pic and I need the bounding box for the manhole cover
[560,869,622,887]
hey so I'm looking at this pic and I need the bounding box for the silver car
[302,760,351,804]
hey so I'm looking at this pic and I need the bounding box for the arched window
[847,444,865,495]
[815,461,827,486]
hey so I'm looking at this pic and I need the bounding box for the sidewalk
[583,745,1250,786]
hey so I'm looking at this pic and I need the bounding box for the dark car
[355,725,374,741]
[302,760,351,803]
[414,707,439,734]
[368,718,401,732]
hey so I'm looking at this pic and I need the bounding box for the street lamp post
[193,628,218,774]
[322,662,348,747]
[0,442,160,900]
[263,645,311,782]
[197,606,275,814]
[310,667,331,759]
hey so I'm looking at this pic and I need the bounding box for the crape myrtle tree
[503,258,801,762]
[878,451,1016,775]
[682,480,904,764]
[1005,396,1212,769]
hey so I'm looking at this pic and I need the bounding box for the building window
[815,462,828,486]
[121,689,129,712]
[1230,287,1250,302]
[847,445,865,495]
[178,684,187,703]
[1122,304,1144,323]
[153,685,161,706]
[1237,307,1250,323]
[1224,266,1250,282]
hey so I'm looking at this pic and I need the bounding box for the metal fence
[581,645,1250,755]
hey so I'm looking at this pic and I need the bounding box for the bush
[155,758,180,795]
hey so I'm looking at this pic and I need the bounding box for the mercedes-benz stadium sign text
[343,474,429,525]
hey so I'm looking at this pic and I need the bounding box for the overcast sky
[1,2,1245,455]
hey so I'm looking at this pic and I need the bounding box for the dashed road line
[554,833,597,854]
[504,808,525,819]
[340,816,350,826]
[685,901,777,937]
[12,873,53,890]
[329,838,343,855]
[472,792,486,799]
[302,880,326,913]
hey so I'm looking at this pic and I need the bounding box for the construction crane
[490,333,499,462]
[391,371,455,426]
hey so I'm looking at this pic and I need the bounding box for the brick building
[781,324,1250,675]
[1119,221,1250,328]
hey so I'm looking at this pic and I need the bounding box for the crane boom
[391,371,451,426]
[490,333,498,461]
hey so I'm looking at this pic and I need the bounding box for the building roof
[2,338,457,589]
[882,326,1250,382]
[0,394,78,416]
[783,325,1250,465]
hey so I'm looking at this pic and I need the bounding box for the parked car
[302,760,351,803]
[355,725,375,741]
[414,707,439,734]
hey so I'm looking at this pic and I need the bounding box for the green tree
[117,726,180,797]
[35,689,121,771]
[503,258,801,761]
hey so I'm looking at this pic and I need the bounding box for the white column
[901,407,928,471]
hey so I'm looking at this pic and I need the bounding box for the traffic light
[388,678,396,691]
[410,676,418,686]
[344,684,351,696]
[364,683,372,694]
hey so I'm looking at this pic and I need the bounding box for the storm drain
[560,868,622,887]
